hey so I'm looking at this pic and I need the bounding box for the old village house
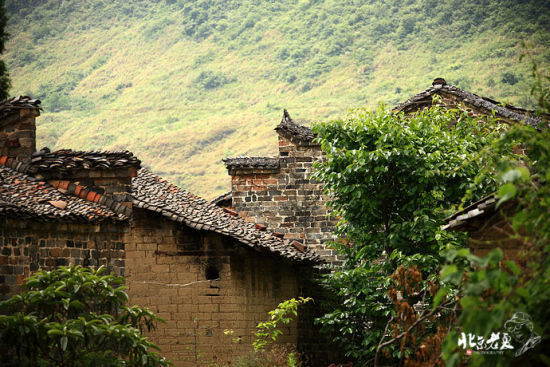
[0,97,323,366]
[0,79,546,365]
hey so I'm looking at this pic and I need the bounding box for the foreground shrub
[0,265,170,367]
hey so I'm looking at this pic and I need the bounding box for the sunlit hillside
[4,0,549,198]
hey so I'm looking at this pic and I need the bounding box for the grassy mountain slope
[4,0,549,198]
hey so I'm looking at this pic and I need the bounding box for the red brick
[86,191,97,202]
[49,180,60,188]
[58,181,70,190]
[74,185,84,196]
[16,275,26,285]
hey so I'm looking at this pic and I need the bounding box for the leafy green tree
[312,103,504,364]
[0,0,11,100]
[441,62,550,367]
[0,266,170,367]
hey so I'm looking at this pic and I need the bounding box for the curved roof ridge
[393,79,547,130]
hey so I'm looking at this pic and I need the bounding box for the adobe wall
[466,213,526,262]
[0,218,126,300]
[125,209,308,366]
[230,135,340,265]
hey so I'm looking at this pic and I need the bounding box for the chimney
[0,96,41,162]
[29,149,140,217]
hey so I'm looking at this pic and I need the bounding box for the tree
[440,59,550,367]
[0,266,170,367]
[312,103,505,364]
[0,0,11,100]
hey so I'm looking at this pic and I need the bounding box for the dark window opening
[205,265,220,280]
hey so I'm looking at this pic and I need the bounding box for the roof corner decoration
[275,109,317,143]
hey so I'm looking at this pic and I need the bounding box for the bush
[193,70,234,90]
[0,266,170,367]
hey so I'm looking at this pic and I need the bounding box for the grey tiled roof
[394,79,548,130]
[28,148,141,177]
[132,169,321,264]
[442,194,498,231]
[0,148,140,178]
[222,156,279,170]
[0,166,126,222]
[275,110,316,141]
[0,96,41,119]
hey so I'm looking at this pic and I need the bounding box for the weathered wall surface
[125,209,306,366]
[229,134,340,265]
[0,107,38,161]
[466,213,526,261]
[0,218,126,300]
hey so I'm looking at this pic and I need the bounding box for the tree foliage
[440,62,550,366]
[0,0,10,100]
[0,266,170,367]
[312,103,505,364]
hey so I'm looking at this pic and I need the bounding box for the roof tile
[132,169,321,264]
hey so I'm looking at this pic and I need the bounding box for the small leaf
[501,169,522,183]
[497,183,516,208]
[432,287,447,308]
[60,336,68,351]
[517,166,530,181]
[504,260,521,275]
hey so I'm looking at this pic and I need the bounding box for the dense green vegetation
[312,104,506,364]
[4,0,549,197]
[0,0,10,100]
[0,266,170,366]
[312,55,549,365]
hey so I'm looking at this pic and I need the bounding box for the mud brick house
[221,110,340,265]
[0,96,324,366]
[129,168,321,365]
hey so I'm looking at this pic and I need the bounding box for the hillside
[4,0,549,198]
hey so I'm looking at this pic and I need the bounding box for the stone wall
[0,108,38,161]
[229,134,340,265]
[125,209,309,366]
[0,218,126,300]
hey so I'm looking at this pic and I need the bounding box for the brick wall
[126,209,310,366]
[229,134,340,265]
[0,218,126,300]
[0,107,38,161]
